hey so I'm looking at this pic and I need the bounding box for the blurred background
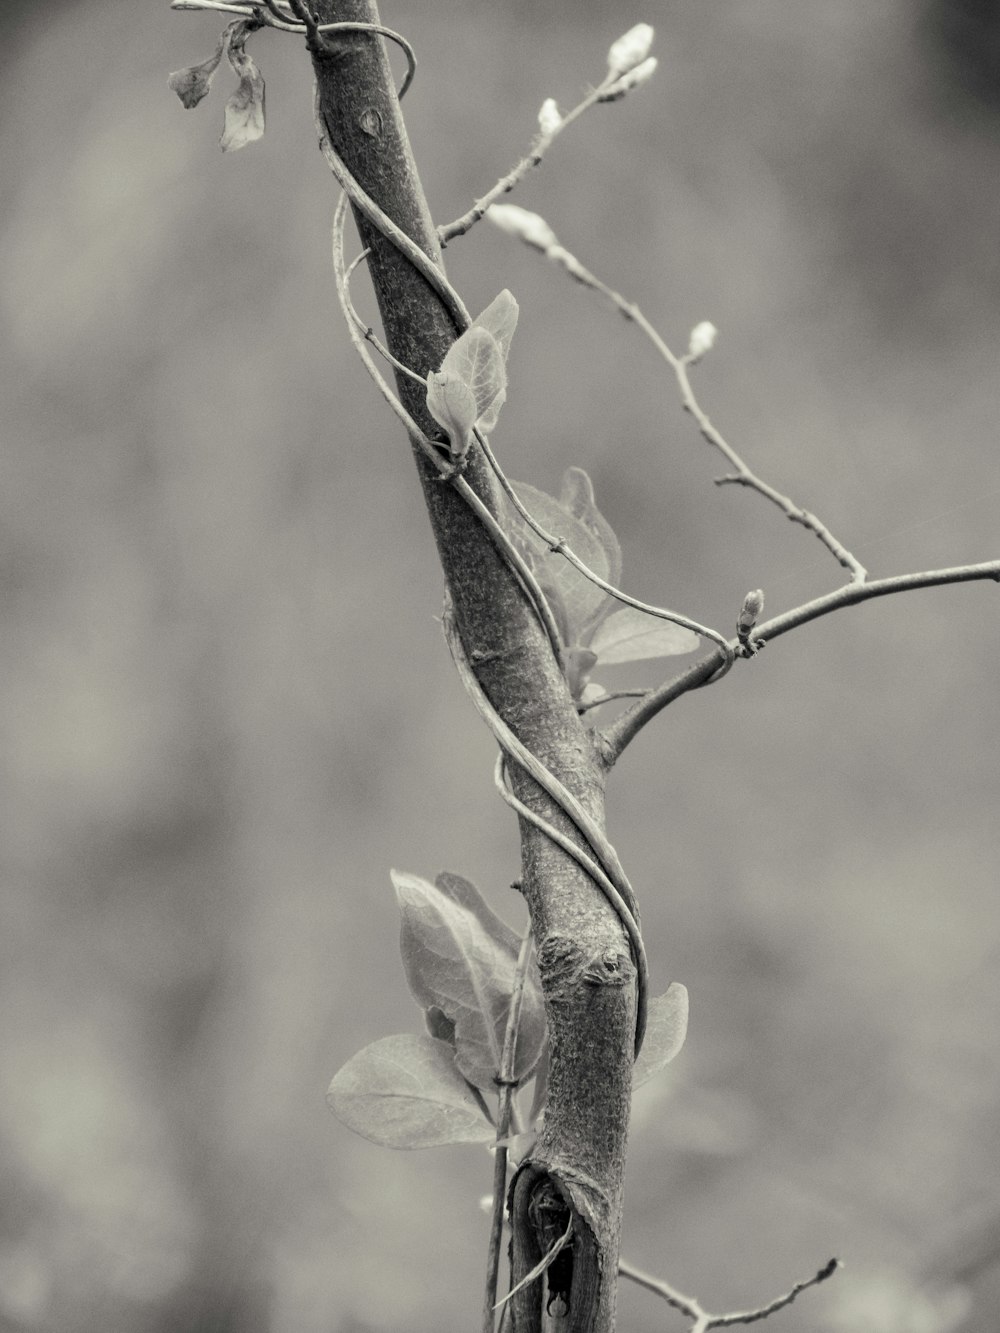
[1,1,999,1330]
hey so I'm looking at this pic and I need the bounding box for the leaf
[393,870,546,1092]
[472,290,519,366]
[563,646,598,702]
[455,326,507,427]
[426,370,478,458]
[632,984,689,1089]
[168,41,225,109]
[424,1005,456,1046]
[433,871,520,954]
[559,467,622,593]
[426,325,508,451]
[220,23,265,151]
[589,605,700,666]
[508,468,620,645]
[327,1034,495,1148]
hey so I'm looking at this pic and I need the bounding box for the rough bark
[308,7,636,1327]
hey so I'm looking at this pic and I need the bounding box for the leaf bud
[598,56,658,102]
[487,204,559,252]
[537,98,563,136]
[606,23,655,79]
[688,320,718,361]
[737,589,765,650]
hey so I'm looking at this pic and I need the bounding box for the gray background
[1,1,998,1330]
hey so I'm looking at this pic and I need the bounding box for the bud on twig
[487,204,559,252]
[606,23,654,80]
[598,56,658,102]
[688,320,718,362]
[737,588,765,653]
[537,98,563,136]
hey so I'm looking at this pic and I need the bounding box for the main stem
[307,6,636,1328]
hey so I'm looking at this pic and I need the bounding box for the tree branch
[306,5,638,1327]
[600,560,1000,766]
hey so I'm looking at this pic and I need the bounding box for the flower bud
[487,204,559,252]
[598,56,658,102]
[607,23,654,79]
[537,98,563,136]
[688,320,718,361]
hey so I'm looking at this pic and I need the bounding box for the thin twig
[618,1255,840,1329]
[498,228,868,583]
[438,74,620,246]
[483,928,535,1333]
[601,559,1000,765]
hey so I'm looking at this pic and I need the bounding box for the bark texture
[308,7,636,1327]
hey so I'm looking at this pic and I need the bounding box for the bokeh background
[1,1,999,1330]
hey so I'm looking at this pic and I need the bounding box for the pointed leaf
[472,289,519,365]
[436,326,507,435]
[327,1034,495,1148]
[560,467,622,594]
[433,871,520,954]
[168,43,225,109]
[393,871,546,1092]
[632,984,689,1089]
[426,369,478,457]
[589,605,700,665]
[508,471,618,644]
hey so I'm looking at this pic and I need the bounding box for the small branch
[438,74,621,246]
[601,559,1000,765]
[489,219,867,583]
[619,1255,840,1329]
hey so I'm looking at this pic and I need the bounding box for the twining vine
[169,4,1000,1328]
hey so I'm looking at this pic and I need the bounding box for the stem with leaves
[168,6,999,1330]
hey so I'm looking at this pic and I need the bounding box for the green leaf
[508,467,621,645]
[559,467,622,593]
[472,289,519,366]
[327,1034,495,1148]
[220,23,265,152]
[448,326,506,427]
[589,605,700,666]
[426,325,507,453]
[632,984,688,1089]
[393,870,546,1092]
[433,870,520,953]
[424,1005,456,1046]
[426,369,478,458]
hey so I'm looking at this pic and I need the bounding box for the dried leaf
[220,23,265,151]
[168,40,225,109]
[327,1034,494,1148]
[589,605,700,666]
